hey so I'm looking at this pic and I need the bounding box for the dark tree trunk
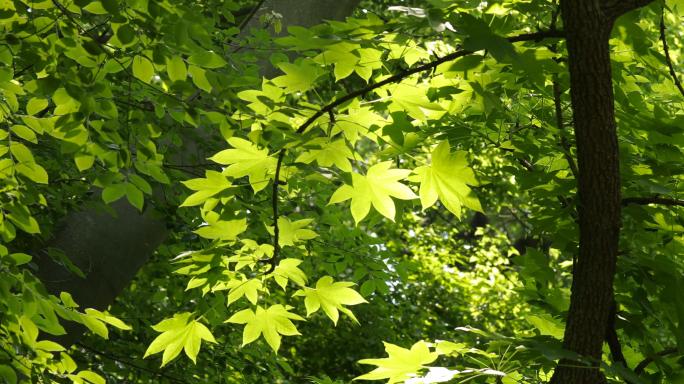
[550,1,653,383]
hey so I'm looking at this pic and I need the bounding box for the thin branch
[292,29,565,137]
[266,29,564,270]
[602,0,657,20]
[622,196,684,207]
[604,300,634,383]
[76,342,188,383]
[267,148,286,273]
[634,347,679,375]
[553,78,579,178]
[238,0,267,31]
[659,8,684,99]
[230,0,269,54]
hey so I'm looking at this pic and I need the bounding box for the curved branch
[292,29,565,136]
[267,29,565,268]
[634,347,679,375]
[602,0,656,20]
[238,0,268,31]
[604,300,636,384]
[660,8,684,99]
[622,196,684,207]
[76,342,188,383]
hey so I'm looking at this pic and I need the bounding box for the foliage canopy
[1,0,684,383]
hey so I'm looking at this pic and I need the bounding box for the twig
[602,0,657,20]
[238,0,267,31]
[622,196,684,207]
[76,342,188,383]
[660,8,684,99]
[553,78,579,178]
[292,29,565,137]
[604,299,634,383]
[267,148,285,273]
[634,346,679,375]
[231,0,268,54]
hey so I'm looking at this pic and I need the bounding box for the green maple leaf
[387,82,444,122]
[180,170,233,207]
[314,42,361,81]
[296,139,355,172]
[144,313,216,366]
[193,218,247,241]
[329,161,417,224]
[333,105,388,143]
[209,138,277,193]
[410,141,482,218]
[355,341,439,383]
[225,305,304,352]
[267,217,318,247]
[271,60,324,93]
[294,276,366,325]
[271,258,308,290]
[224,278,262,306]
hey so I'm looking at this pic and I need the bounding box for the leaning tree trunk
[34,0,361,346]
[550,1,653,383]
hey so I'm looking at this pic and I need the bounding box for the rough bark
[34,0,361,346]
[550,1,653,383]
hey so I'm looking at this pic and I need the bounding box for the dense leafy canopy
[1,0,684,383]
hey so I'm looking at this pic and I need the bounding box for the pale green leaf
[272,61,324,93]
[166,56,187,82]
[83,1,108,14]
[225,305,304,352]
[355,341,439,383]
[194,218,247,241]
[294,276,366,325]
[410,141,481,218]
[144,313,216,366]
[188,65,212,92]
[296,139,354,172]
[272,258,308,289]
[329,161,417,224]
[26,98,48,115]
[209,138,277,193]
[132,56,154,83]
[188,51,227,69]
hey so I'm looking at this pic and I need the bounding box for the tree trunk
[34,0,361,345]
[550,1,652,382]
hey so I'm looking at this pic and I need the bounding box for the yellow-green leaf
[225,305,304,352]
[209,138,277,193]
[329,161,417,224]
[132,56,154,83]
[409,141,481,218]
[26,98,48,115]
[144,313,216,366]
[355,341,439,383]
[166,56,187,82]
[294,276,366,325]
